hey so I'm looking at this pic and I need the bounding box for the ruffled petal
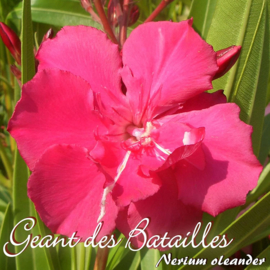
[8,69,104,170]
[37,26,129,115]
[174,103,262,216]
[122,19,218,123]
[28,144,118,241]
[116,169,203,250]
[37,26,120,95]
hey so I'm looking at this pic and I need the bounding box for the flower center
[124,121,156,151]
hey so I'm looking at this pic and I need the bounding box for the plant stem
[119,0,130,47]
[93,0,119,44]
[93,246,109,270]
[145,0,173,23]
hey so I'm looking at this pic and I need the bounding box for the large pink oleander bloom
[8,20,262,248]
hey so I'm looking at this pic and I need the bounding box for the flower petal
[174,103,262,216]
[177,90,227,114]
[139,119,205,173]
[122,19,218,123]
[116,169,202,250]
[37,26,127,107]
[8,69,104,170]
[28,144,118,240]
[90,140,161,207]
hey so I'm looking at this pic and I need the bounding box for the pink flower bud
[10,65,22,87]
[0,22,21,65]
[108,0,119,27]
[214,45,241,79]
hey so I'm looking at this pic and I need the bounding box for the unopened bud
[10,65,21,81]
[108,0,119,27]
[42,28,54,43]
[128,5,140,26]
[0,22,21,65]
[214,45,241,80]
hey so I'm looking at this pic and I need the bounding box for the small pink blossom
[8,20,262,248]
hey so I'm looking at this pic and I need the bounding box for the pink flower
[8,20,262,247]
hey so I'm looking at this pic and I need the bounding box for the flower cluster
[8,20,262,248]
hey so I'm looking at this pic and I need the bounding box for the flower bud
[10,65,22,87]
[128,5,140,26]
[0,22,21,65]
[214,45,241,80]
[42,28,54,43]
[108,0,119,27]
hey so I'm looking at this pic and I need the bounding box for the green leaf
[107,235,130,270]
[140,248,162,270]
[0,0,21,21]
[7,0,102,28]
[12,0,35,269]
[246,162,270,204]
[259,114,270,164]
[245,245,270,269]
[57,238,72,270]
[21,0,35,85]
[30,203,61,270]
[178,191,270,270]
[189,0,218,39]
[12,153,33,270]
[0,204,16,270]
[206,0,269,156]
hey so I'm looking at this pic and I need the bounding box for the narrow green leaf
[245,227,270,247]
[30,203,61,270]
[7,0,102,28]
[178,191,270,270]
[129,251,141,270]
[57,239,72,270]
[246,162,270,204]
[207,0,269,156]
[12,151,33,270]
[245,245,270,269]
[0,204,16,270]
[189,0,218,39]
[140,248,162,270]
[107,235,130,270]
[21,0,35,84]
[259,114,270,164]
[12,0,35,269]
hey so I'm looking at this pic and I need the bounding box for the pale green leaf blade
[246,162,270,205]
[141,248,162,270]
[258,114,270,164]
[189,0,218,39]
[0,204,16,270]
[7,0,102,28]
[12,0,35,269]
